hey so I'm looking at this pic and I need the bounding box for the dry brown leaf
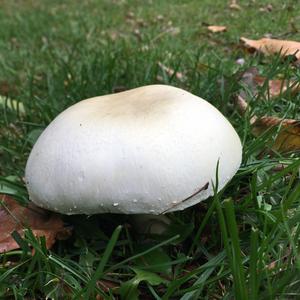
[252,117,300,152]
[234,94,249,115]
[157,62,186,81]
[259,4,273,13]
[207,26,227,33]
[0,195,71,253]
[256,76,300,97]
[235,68,300,153]
[241,37,300,59]
[229,0,241,10]
[239,67,300,100]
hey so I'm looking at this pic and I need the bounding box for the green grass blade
[249,228,259,300]
[106,234,180,273]
[85,225,122,298]
[223,198,248,300]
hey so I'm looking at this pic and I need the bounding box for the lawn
[1,0,300,299]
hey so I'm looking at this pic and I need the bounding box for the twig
[160,182,209,214]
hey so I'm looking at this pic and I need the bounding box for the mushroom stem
[131,214,171,235]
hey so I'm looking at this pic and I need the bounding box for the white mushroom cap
[25,85,242,215]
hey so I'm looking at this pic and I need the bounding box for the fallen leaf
[157,62,186,81]
[259,4,273,12]
[229,0,241,10]
[0,195,71,253]
[235,68,300,153]
[207,25,227,33]
[267,260,277,270]
[241,37,300,59]
[235,94,249,115]
[252,117,300,152]
[256,76,300,97]
[238,67,300,99]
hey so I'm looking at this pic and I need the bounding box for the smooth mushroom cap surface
[25,85,242,215]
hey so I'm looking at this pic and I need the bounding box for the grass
[0,0,300,299]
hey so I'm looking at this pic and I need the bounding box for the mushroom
[25,85,242,220]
